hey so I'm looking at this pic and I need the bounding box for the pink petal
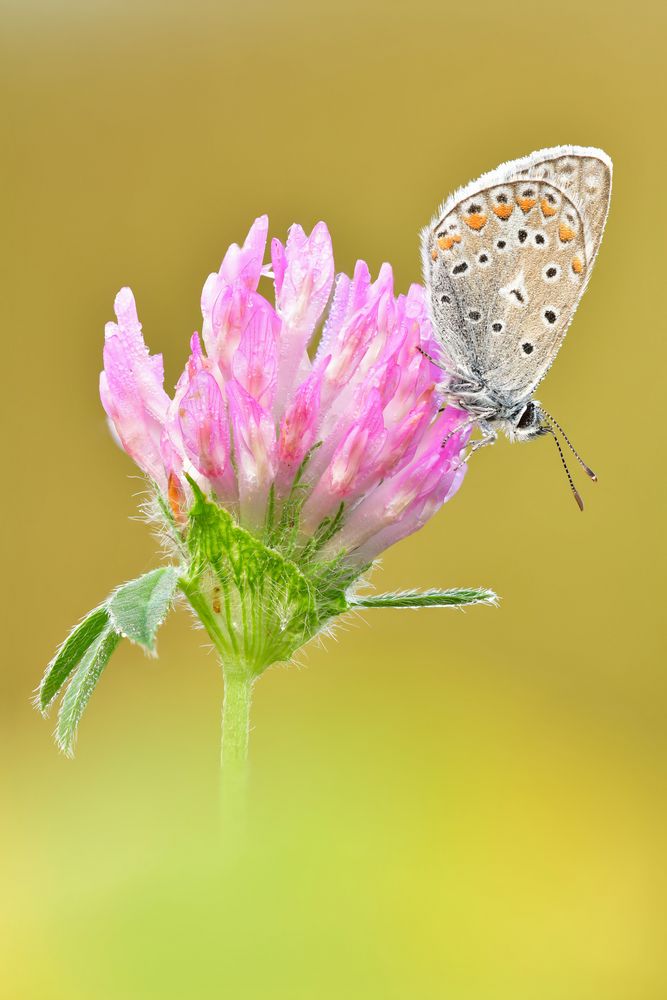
[275,362,328,494]
[227,380,276,530]
[100,288,170,486]
[321,446,461,563]
[219,215,269,290]
[377,389,434,478]
[275,222,334,329]
[273,221,335,414]
[318,403,472,561]
[350,463,468,565]
[314,260,373,365]
[178,370,235,500]
[300,390,387,531]
[232,300,280,408]
[203,283,279,379]
[270,237,287,297]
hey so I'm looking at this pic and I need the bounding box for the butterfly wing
[422,146,612,401]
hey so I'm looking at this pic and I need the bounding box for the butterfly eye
[516,402,536,427]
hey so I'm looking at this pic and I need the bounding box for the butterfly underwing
[421,146,612,459]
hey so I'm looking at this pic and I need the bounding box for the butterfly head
[511,400,549,442]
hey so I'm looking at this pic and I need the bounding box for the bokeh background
[2,1,665,996]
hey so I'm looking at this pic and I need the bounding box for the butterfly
[421,145,612,509]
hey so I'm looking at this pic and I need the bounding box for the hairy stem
[221,670,252,771]
[220,669,253,832]
[179,576,254,831]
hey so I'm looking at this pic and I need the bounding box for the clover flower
[37,216,495,783]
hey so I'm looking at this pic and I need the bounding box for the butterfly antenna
[545,426,584,511]
[541,409,597,482]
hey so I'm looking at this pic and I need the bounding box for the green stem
[221,670,252,772]
[220,669,253,832]
[179,576,253,830]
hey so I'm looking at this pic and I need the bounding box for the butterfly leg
[441,415,477,448]
[463,423,498,459]
[470,428,498,453]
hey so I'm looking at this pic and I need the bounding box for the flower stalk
[220,670,253,828]
[221,672,252,773]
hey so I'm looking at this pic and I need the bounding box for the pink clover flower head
[100,216,470,567]
[95,216,491,682]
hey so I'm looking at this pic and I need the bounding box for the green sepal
[37,605,110,714]
[56,626,122,757]
[184,480,321,673]
[300,502,345,562]
[349,588,498,609]
[108,566,180,653]
[265,442,323,554]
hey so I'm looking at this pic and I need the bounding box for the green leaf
[349,588,498,609]
[37,605,111,714]
[56,626,122,756]
[108,566,180,653]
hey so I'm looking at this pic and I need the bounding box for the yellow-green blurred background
[2,1,665,996]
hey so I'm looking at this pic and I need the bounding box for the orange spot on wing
[541,197,557,217]
[431,249,438,260]
[559,223,576,243]
[572,256,584,274]
[517,197,537,214]
[464,213,487,231]
[493,204,513,220]
[437,234,462,250]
